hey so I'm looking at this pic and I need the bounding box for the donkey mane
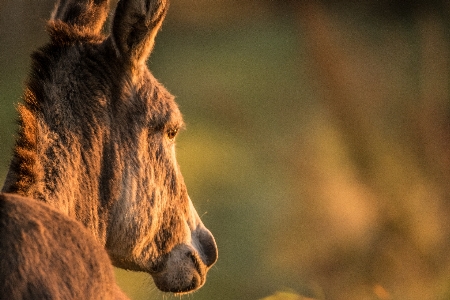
[6,92,39,196]
[47,20,106,45]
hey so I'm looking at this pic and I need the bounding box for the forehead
[137,71,184,129]
[41,43,185,130]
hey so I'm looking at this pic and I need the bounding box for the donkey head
[3,0,217,294]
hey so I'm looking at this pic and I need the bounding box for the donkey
[1,0,217,295]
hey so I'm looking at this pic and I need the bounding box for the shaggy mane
[47,20,105,46]
[9,90,40,197]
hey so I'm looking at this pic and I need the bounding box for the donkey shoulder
[0,193,127,300]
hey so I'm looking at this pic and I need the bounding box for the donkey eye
[166,128,178,140]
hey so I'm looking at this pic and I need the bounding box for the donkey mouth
[150,244,207,294]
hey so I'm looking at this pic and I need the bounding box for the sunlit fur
[0,193,128,299]
[1,0,217,295]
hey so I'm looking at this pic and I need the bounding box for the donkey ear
[111,0,169,67]
[50,0,110,35]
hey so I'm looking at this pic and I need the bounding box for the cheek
[107,176,158,257]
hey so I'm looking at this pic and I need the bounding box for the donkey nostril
[196,228,218,267]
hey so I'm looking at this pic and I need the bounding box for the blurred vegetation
[2,0,450,299]
[260,290,313,300]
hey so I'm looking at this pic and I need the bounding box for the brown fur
[1,0,217,296]
[0,193,128,300]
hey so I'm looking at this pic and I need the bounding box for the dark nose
[195,227,218,267]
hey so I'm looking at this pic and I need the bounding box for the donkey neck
[1,86,110,244]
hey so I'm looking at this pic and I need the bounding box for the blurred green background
[2,1,450,299]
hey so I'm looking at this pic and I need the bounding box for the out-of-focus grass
[260,291,314,300]
[0,68,23,185]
